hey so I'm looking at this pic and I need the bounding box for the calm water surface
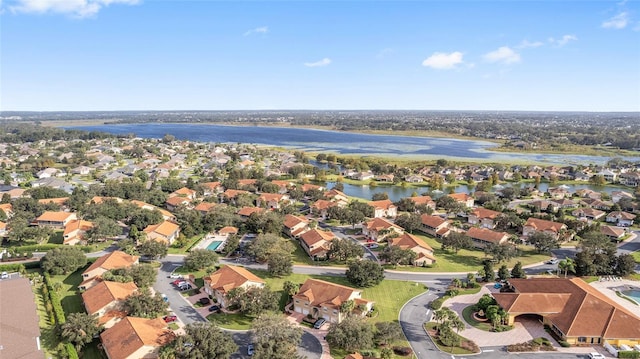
[68,123,640,165]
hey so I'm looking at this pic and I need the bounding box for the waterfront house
[447,193,474,208]
[362,217,404,242]
[407,196,436,210]
[368,199,397,218]
[467,207,501,229]
[419,214,451,238]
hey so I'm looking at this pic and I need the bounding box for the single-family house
[596,169,617,183]
[310,199,341,220]
[547,187,570,199]
[606,211,636,227]
[571,208,606,222]
[611,191,635,203]
[34,211,78,229]
[165,196,192,211]
[194,202,216,215]
[324,189,349,204]
[601,225,626,241]
[283,214,310,238]
[80,251,139,290]
[0,278,43,359]
[404,175,424,183]
[256,193,290,209]
[200,182,223,196]
[407,196,436,210]
[0,203,13,218]
[388,233,436,266]
[493,278,640,347]
[466,227,510,248]
[419,214,450,238]
[170,187,197,200]
[82,281,138,328]
[221,189,250,204]
[523,218,568,240]
[619,172,640,187]
[368,199,397,218]
[293,279,374,324]
[299,228,337,260]
[71,165,93,175]
[63,219,95,245]
[36,167,58,179]
[130,200,176,221]
[362,217,404,242]
[202,265,265,308]
[237,206,265,218]
[448,193,474,208]
[143,220,180,244]
[100,317,175,359]
[467,207,501,229]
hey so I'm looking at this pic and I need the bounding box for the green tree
[283,281,300,298]
[374,321,403,346]
[510,261,526,279]
[60,313,102,352]
[393,213,422,233]
[328,238,364,262]
[41,247,88,275]
[184,249,219,270]
[138,240,169,259]
[225,286,279,316]
[86,216,121,242]
[123,288,169,318]
[378,245,416,266]
[482,261,495,282]
[267,251,293,277]
[442,232,472,253]
[246,233,294,263]
[615,253,636,276]
[558,258,575,277]
[127,264,158,287]
[326,316,374,352]
[497,264,511,281]
[346,260,384,287]
[251,312,303,359]
[528,232,559,253]
[484,243,518,263]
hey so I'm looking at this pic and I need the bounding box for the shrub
[619,351,640,359]
[66,343,79,359]
[559,341,570,347]
[430,298,444,310]
[392,346,413,356]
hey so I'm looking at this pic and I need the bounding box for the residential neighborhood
[0,127,639,359]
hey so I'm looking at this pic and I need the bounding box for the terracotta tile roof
[258,193,287,202]
[97,310,127,325]
[0,203,13,214]
[572,208,605,218]
[284,214,309,229]
[0,278,42,359]
[237,179,257,186]
[493,278,640,339]
[600,225,625,238]
[204,265,265,294]
[219,226,238,235]
[82,281,138,314]
[63,219,94,237]
[194,202,216,212]
[300,228,336,247]
[143,220,179,237]
[90,196,123,204]
[172,187,196,196]
[368,199,396,210]
[470,207,501,219]
[83,251,139,276]
[524,218,566,233]
[420,214,447,228]
[311,199,338,210]
[324,189,348,199]
[100,317,175,359]
[294,279,366,309]
[448,193,473,202]
[271,180,293,188]
[224,189,249,198]
[607,211,637,220]
[37,197,69,206]
[345,353,364,359]
[165,196,192,207]
[301,183,323,192]
[238,206,264,217]
[0,221,6,230]
[408,196,435,206]
[129,200,175,219]
[364,217,403,232]
[36,211,75,222]
[201,181,222,190]
[466,227,509,244]
[389,233,435,261]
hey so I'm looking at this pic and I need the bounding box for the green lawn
[461,305,493,331]
[631,251,640,264]
[424,322,477,355]
[49,267,86,314]
[392,234,550,273]
[168,234,204,254]
[33,281,61,358]
[207,312,255,330]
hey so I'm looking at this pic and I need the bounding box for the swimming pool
[207,241,224,251]
[622,290,640,304]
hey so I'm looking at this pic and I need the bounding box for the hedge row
[65,343,80,359]
[619,351,640,359]
[42,272,66,325]
[0,261,40,272]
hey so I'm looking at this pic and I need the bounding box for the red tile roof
[100,317,175,359]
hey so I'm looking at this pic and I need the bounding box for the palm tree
[558,258,576,278]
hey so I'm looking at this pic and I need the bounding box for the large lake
[67,123,640,165]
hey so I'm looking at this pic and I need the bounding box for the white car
[0,272,8,279]
[588,353,605,359]
[169,273,182,279]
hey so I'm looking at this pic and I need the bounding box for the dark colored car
[163,315,177,323]
[247,344,254,356]
[199,297,211,305]
[208,305,220,312]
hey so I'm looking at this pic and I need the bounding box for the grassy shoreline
[42,120,636,159]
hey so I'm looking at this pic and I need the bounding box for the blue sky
[1,0,639,111]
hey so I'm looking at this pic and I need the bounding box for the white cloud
[421,51,464,70]
[548,34,578,47]
[602,12,629,29]
[516,40,544,49]
[10,0,139,17]
[244,26,269,36]
[304,58,331,67]
[483,46,521,64]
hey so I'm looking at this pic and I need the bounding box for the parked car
[0,272,8,279]
[169,273,182,279]
[546,258,559,265]
[161,294,169,302]
[313,318,326,329]
[247,344,254,356]
[208,305,220,312]
[588,353,605,359]
[493,282,503,289]
[199,297,211,305]
[178,284,192,291]
[163,315,177,323]
[174,280,188,287]
[367,243,379,249]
